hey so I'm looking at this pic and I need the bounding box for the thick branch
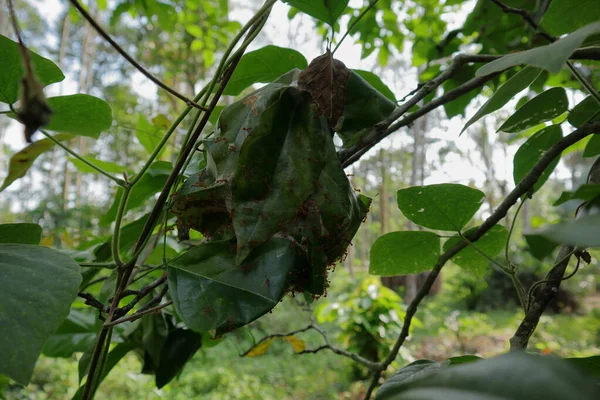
[363,123,600,399]
[509,244,574,349]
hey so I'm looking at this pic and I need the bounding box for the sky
[1,0,579,209]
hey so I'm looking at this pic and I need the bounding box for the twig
[104,300,173,327]
[362,121,600,399]
[333,0,379,55]
[112,275,167,318]
[310,324,380,370]
[68,0,208,112]
[240,325,313,356]
[78,292,108,313]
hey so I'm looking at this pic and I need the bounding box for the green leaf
[0,244,81,384]
[136,114,165,157]
[376,352,599,400]
[568,355,600,378]
[535,215,600,247]
[377,360,446,399]
[369,231,440,276]
[541,0,600,36]
[583,134,600,158]
[568,96,600,128]
[155,329,202,388]
[338,70,396,146]
[462,67,541,134]
[553,184,600,206]
[168,238,300,334]
[524,233,559,260]
[442,225,508,275]
[498,88,568,133]
[353,70,396,102]
[42,309,97,358]
[0,133,71,192]
[223,46,307,96]
[0,223,41,244]
[0,34,64,104]
[283,0,349,27]
[397,184,485,231]
[42,94,112,138]
[513,125,562,194]
[476,21,600,76]
[68,156,129,175]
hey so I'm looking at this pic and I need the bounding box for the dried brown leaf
[298,50,349,131]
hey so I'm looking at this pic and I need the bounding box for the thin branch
[68,0,208,111]
[104,300,173,327]
[363,122,600,399]
[240,325,313,356]
[309,324,381,370]
[113,275,167,318]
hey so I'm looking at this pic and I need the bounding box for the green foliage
[443,225,509,276]
[283,0,349,27]
[42,95,113,138]
[569,96,600,128]
[315,277,409,366]
[168,239,299,333]
[498,88,568,133]
[338,70,396,145]
[369,231,440,275]
[0,34,64,105]
[0,133,71,192]
[0,244,81,384]
[396,184,485,231]
[224,46,308,96]
[462,67,541,134]
[0,223,41,244]
[155,329,202,388]
[541,0,600,36]
[513,125,563,194]
[376,352,599,400]
[476,21,600,76]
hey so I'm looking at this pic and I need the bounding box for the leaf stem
[40,130,125,186]
[505,197,527,268]
[333,0,379,55]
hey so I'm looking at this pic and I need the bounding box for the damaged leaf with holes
[170,68,371,334]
